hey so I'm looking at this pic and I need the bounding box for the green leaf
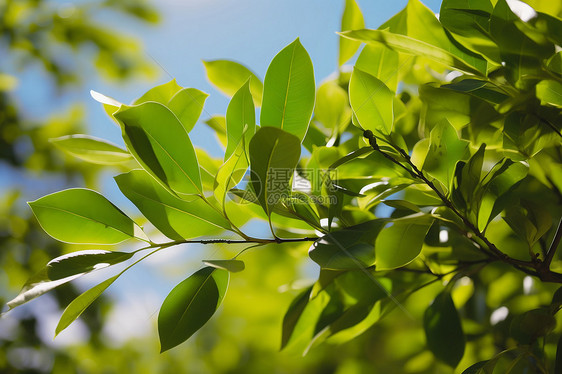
[452,144,485,218]
[133,79,183,105]
[56,275,119,336]
[556,334,562,374]
[536,79,562,107]
[225,80,256,160]
[510,308,556,344]
[249,127,301,217]
[214,143,249,209]
[202,259,245,273]
[339,0,365,66]
[422,119,470,190]
[424,291,465,368]
[314,80,351,133]
[47,250,133,280]
[375,213,433,270]
[5,248,131,311]
[167,88,209,132]
[29,188,146,244]
[114,102,203,197]
[115,170,231,241]
[50,135,132,165]
[158,267,229,352]
[340,29,485,75]
[461,360,488,374]
[281,286,330,352]
[261,38,315,142]
[355,43,400,92]
[309,220,386,270]
[202,60,263,106]
[440,0,500,63]
[349,68,394,135]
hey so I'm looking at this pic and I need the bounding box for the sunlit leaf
[167,88,209,132]
[339,0,365,66]
[314,80,351,133]
[47,250,133,280]
[56,275,119,336]
[225,80,255,160]
[50,134,132,165]
[355,43,399,92]
[261,38,315,142]
[424,291,465,367]
[133,79,183,105]
[114,102,203,197]
[158,267,229,352]
[202,259,245,273]
[115,170,231,241]
[203,59,263,106]
[536,80,562,107]
[349,68,394,135]
[29,188,147,244]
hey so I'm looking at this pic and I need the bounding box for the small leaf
[339,0,365,66]
[314,80,351,133]
[114,102,203,197]
[133,79,183,105]
[167,88,209,132]
[249,127,301,217]
[158,267,229,352]
[115,170,231,241]
[261,38,315,142]
[29,188,146,244]
[424,291,465,368]
[203,60,263,106]
[225,80,256,160]
[349,68,394,135]
[50,135,132,165]
[202,259,245,273]
[56,275,119,336]
[47,250,133,280]
[375,214,433,270]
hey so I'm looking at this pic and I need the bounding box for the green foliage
[5,0,562,372]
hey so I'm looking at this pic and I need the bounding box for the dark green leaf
[29,188,146,244]
[158,267,229,352]
[424,291,465,367]
[261,38,315,142]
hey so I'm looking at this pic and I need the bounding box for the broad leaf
[355,43,399,92]
[339,0,365,66]
[349,68,394,135]
[314,80,351,133]
[249,127,301,217]
[203,59,263,106]
[375,214,433,270]
[424,291,465,367]
[29,188,146,244]
[47,250,133,280]
[225,80,255,160]
[261,38,315,142]
[115,170,231,241]
[114,102,203,197]
[167,88,209,132]
[422,119,470,190]
[158,267,229,352]
[309,220,386,270]
[50,135,133,165]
